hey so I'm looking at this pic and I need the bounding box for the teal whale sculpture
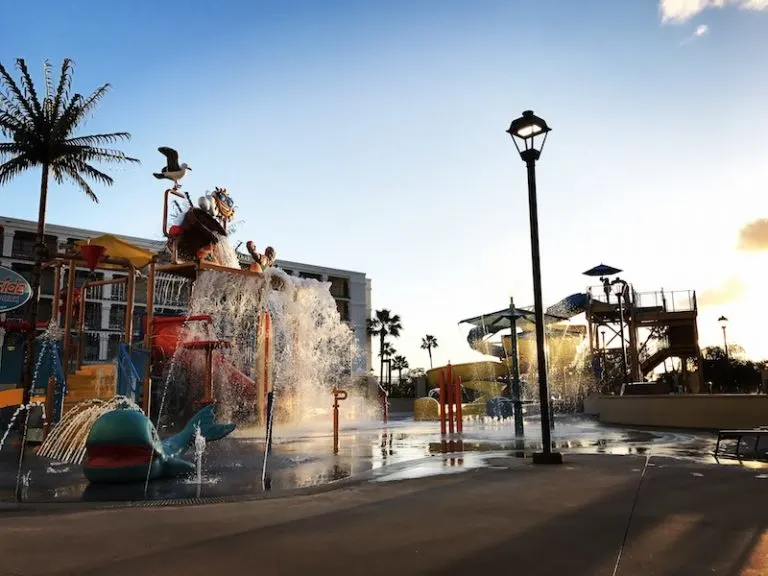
[83,405,235,484]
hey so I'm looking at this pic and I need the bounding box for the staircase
[62,363,117,416]
[640,336,671,375]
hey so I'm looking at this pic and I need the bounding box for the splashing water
[37,396,141,465]
[193,422,206,488]
[156,240,366,431]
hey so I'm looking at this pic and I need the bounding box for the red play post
[332,388,348,454]
[438,368,447,435]
[454,374,463,433]
[446,364,455,435]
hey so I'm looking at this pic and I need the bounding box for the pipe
[454,374,463,433]
[446,364,455,435]
[439,368,447,435]
[332,388,348,454]
[142,261,155,414]
[52,264,61,322]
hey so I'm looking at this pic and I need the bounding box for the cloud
[738,218,768,251]
[680,23,710,44]
[660,0,768,23]
[698,277,746,307]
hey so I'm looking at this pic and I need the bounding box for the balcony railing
[588,286,697,313]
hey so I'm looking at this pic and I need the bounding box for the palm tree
[379,342,396,387]
[421,334,439,368]
[367,309,402,387]
[0,59,138,441]
[391,355,409,383]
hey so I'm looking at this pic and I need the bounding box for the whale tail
[162,404,236,457]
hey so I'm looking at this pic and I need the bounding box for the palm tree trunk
[17,163,49,500]
[428,348,433,369]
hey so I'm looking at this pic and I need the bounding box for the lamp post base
[532,451,563,465]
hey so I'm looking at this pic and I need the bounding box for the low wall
[389,397,414,413]
[595,394,768,430]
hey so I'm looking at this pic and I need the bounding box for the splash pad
[4,148,376,492]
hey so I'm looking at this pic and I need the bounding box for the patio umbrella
[582,263,622,277]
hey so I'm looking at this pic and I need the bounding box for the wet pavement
[1,414,765,504]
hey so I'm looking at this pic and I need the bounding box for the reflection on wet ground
[1,415,766,503]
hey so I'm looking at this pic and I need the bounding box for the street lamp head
[506,110,551,163]
[718,315,729,328]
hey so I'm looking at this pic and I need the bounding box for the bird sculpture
[153,147,191,189]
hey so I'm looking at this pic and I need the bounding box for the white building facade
[0,216,372,373]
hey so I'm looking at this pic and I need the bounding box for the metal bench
[715,427,768,459]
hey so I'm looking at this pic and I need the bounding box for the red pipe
[455,374,463,433]
[381,390,388,424]
[446,364,455,435]
[438,369,446,435]
[263,312,271,422]
[333,388,348,454]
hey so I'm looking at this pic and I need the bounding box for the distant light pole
[506,110,562,465]
[718,315,729,359]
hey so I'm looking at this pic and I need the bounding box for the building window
[84,302,102,331]
[111,274,127,301]
[11,232,57,260]
[84,332,101,362]
[109,304,126,330]
[336,299,349,322]
[328,276,349,299]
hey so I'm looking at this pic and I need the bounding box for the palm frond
[15,59,43,119]
[52,59,74,119]
[0,62,35,123]
[65,158,114,188]
[43,60,54,103]
[63,144,140,165]
[65,132,134,147]
[64,84,110,130]
[0,155,33,184]
[56,162,99,202]
[0,110,28,137]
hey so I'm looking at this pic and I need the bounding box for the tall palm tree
[421,334,439,368]
[391,355,409,384]
[367,308,402,387]
[379,342,396,387]
[0,59,138,448]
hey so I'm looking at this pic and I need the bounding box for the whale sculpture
[83,404,235,484]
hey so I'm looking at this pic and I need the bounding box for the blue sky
[2,0,768,369]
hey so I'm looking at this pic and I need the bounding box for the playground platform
[1,453,766,575]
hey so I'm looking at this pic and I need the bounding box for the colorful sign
[0,266,32,313]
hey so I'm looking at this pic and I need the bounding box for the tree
[701,345,762,394]
[420,334,438,368]
[0,59,138,485]
[391,355,409,383]
[367,309,402,388]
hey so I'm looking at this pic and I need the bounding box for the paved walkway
[1,454,766,575]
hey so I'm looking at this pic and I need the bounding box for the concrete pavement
[0,454,766,575]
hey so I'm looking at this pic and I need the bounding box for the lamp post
[612,278,630,383]
[718,315,729,359]
[506,110,561,465]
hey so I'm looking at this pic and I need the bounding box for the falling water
[37,396,141,465]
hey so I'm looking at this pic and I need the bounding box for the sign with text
[0,266,32,313]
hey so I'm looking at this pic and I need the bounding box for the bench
[715,427,768,459]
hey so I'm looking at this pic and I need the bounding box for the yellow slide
[414,361,509,421]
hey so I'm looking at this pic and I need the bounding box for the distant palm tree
[391,355,409,383]
[421,335,439,368]
[379,342,396,387]
[0,58,139,463]
[367,309,402,387]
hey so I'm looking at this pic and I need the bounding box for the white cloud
[660,0,768,23]
[694,23,710,35]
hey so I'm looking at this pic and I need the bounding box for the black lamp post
[506,110,561,465]
[718,315,729,359]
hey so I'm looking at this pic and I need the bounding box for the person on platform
[246,241,276,273]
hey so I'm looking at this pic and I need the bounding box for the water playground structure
[414,269,704,422]
[2,146,363,484]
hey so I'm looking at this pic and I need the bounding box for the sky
[1,0,768,370]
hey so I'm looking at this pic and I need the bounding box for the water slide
[413,293,591,420]
[465,293,588,358]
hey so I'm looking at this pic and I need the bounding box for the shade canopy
[582,263,622,277]
[74,234,155,270]
[459,306,567,331]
